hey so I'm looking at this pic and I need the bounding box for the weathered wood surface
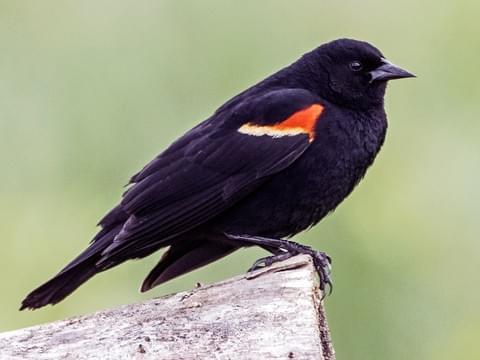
[0,255,335,360]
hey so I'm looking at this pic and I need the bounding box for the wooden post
[0,255,335,359]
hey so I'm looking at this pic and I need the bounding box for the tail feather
[141,240,237,292]
[20,225,122,310]
[20,262,99,310]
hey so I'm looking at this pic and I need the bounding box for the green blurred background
[1,1,478,359]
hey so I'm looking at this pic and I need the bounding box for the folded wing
[97,89,324,266]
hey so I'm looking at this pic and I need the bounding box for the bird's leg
[224,233,333,294]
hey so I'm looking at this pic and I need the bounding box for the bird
[21,38,414,310]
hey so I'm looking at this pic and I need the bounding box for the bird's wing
[97,89,324,265]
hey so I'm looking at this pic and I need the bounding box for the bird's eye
[349,61,363,72]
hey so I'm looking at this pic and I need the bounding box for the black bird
[21,39,414,310]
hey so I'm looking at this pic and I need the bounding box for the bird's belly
[213,146,372,238]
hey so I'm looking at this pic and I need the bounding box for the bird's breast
[214,108,387,238]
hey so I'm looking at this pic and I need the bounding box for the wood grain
[0,255,335,360]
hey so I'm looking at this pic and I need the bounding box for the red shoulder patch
[238,104,324,142]
[271,104,324,141]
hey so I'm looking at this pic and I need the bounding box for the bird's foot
[247,252,293,272]
[251,245,332,295]
[250,248,332,296]
[281,241,332,294]
[225,233,333,297]
[306,248,333,296]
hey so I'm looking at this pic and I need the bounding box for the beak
[369,58,416,83]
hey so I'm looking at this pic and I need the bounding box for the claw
[247,257,269,272]
[248,252,295,273]
[310,250,333,298]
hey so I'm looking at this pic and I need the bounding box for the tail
[20,225,122,310]
[20,260,100,310]
[141,239,237,292]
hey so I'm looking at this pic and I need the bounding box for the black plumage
[21,38,414,310]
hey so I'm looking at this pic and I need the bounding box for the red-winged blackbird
[21,38,414,310]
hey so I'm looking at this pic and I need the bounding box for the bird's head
[298,38,415,109]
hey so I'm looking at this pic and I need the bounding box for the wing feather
[97,89,323,266]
